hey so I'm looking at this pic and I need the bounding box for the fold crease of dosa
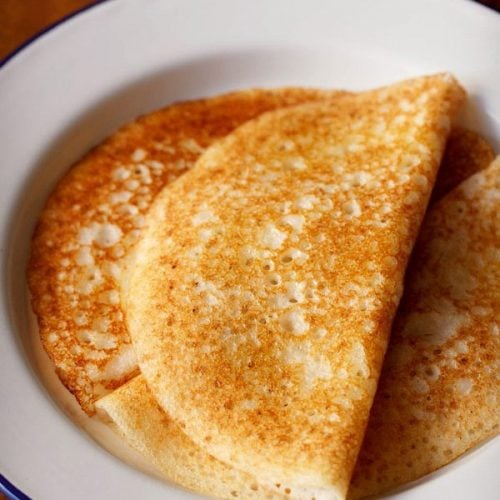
[122,74,465,498]
[97,376,285,499]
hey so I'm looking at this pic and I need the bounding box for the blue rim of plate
[0,474,30,500]
[0,2,111,496]
[0,0,111,70]
[0,0,498,498]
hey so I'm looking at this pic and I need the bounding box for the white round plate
[0,0,499,498]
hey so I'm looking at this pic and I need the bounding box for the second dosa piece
[350,157,500,497]
[124,74,464,498]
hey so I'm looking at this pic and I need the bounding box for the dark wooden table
[0,0,498,61]
[0,0,97,61]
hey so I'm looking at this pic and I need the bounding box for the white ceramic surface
[0,0,499,498]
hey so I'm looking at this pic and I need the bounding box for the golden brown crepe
[123,74,464,498]
[27,86,488,418]
[30,75,495,498]
[349,157,500,498]
[28,88,342,413]
[97,125,495,499]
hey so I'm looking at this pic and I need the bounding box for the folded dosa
[27,87,486,417]
[28,88,340,413]
[97,125,494,499]
[350,158,500,497]
[124,74,465,497]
